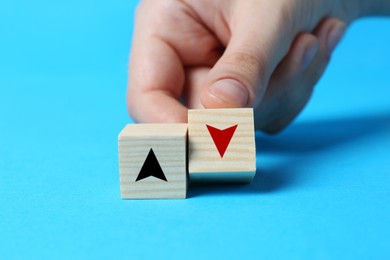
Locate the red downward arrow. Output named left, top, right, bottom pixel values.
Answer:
left=206, top=124, right=238, bottom=158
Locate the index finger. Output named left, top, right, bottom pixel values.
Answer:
left=127, top=5, right=187, bottom=123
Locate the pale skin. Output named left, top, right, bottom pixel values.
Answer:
left=127, top=0, right=390, bottom=133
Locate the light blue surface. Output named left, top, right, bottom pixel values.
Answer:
left=1, top=1, right=390, bottom=259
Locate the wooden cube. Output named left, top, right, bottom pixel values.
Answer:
left=188, top=108, right=256, bottom=183
left=118, top=124, right=187, bottom=199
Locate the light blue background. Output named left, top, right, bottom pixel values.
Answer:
left=1, top=1, right=389, bottom=259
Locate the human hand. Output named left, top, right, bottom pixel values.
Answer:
left=127, top=0, right=354, bottom=133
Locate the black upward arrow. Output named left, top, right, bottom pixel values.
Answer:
left=136, top=148, right=167, bottom=182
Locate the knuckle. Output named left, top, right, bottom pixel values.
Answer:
left=219, top=51, right=269, bottom=103
left=222, top=51, right=268, bottom=80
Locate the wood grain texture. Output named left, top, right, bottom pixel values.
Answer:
left=118, top=124, right=187, bottom=199
left=188, top=108, right=256, bottom=183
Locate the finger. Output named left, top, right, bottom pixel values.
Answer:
left=314, top=18, right=347, bottom=54
left=142, top=1, right=222, bottom=67
left=183, top=67, right=210, bottom=109
left=255, top=33, right=321, bottom=132
left=200, top=2, right=294, bottom=109
left=127, top=3, right=188, bottom=123
left=255, top=18, right=346, bottom=133
left=127, top=35, right=188, bottom=123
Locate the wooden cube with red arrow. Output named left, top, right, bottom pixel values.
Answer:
left=188, top=108, right=256, bottom=183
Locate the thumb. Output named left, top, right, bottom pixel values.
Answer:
left=200, top=7, right=292, bottom=109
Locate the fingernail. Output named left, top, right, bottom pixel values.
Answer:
left=210, top=79, right=249, bottom=107
left=327, top=22, right=346, bottom=54
left=302, top=40, right=319, bottom=70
